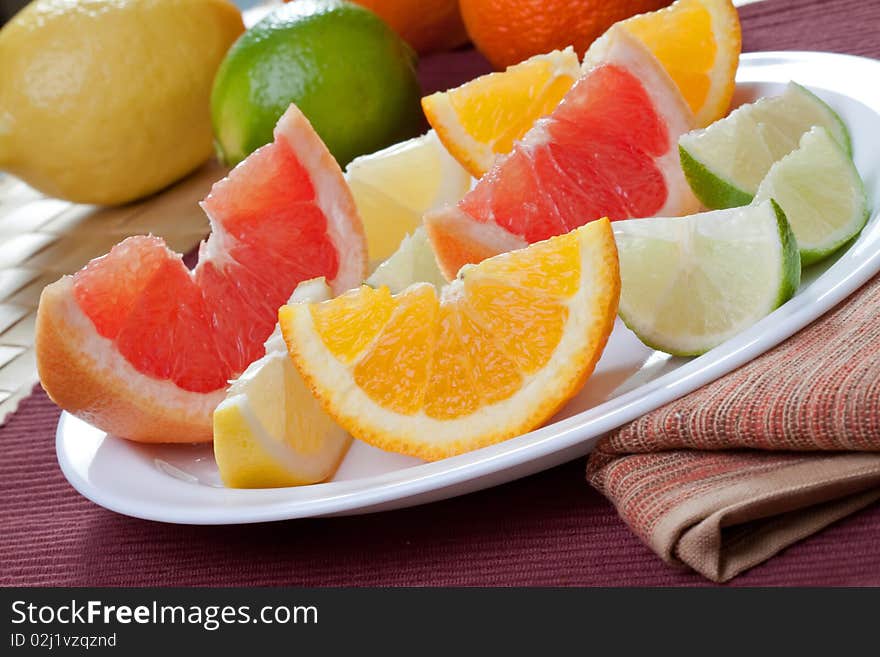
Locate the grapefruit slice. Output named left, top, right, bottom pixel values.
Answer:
left=36, top=104, right=367, bottom=443
left=425, top=28, right=699, bottom=280
left=585, top=0, right=742, bottom=127
left=422, top=48, right=582, bottom=178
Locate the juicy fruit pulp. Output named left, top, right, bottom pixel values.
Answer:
left=213, top=278, right=353, bottom=488
left=586, top=0, right=742, bottom=127
left=344, top=131, right=471, bottom=264
left=426, top=29, right=697, bottom=280
left=456, top=65, right=670, bottom=241
left=422, top=48, right=582, bottom=178
left=280, top=220, right=620, bottom=461
left=754, top=126, right=869, bottom=266
left=69, top=104, right=366, bottom=394
left=365, top=227, right=448, bottom=292
left=679, top=82, right=851, bottom=209
left=615, top=199, right=800, bottom=356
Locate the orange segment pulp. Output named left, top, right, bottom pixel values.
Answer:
left=279, top=219, right=620, bottom=461
left=586, top=0, right=741, bottom=127
left=422, top=48, right=581, bottom=178
left=425, top=28, right=698, bottom=281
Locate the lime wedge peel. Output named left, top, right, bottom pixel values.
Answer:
left=679, top=82, right=851, bottom=209
left=614, top=199, right=800, bottom=356
left=754, top=125, right=869, bottom=266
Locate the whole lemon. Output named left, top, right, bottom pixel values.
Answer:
left=0, top=0, right=244, bottom=205
left=211, top=0, right=424, bottom=168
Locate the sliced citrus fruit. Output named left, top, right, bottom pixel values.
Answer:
left=615, top=199, right=800, bottom=356
left=279, top=219, right=620, bottom=461
left=344, top=131, right=472, bottom=265
left=215, top=222, right=453, bottom=487
left=421, top=47, right=581, bottom=178
left=35, top=104, right=367, bottom=443
left=366, top=227, right=448, bottom=292
left=754, top=126, right=869, bottom=266
left=425, top=28, right=698, bottom=281
left=679, top=81, right=851, bottom=209
left=585, top=0, right=741, bottom=127
left=213, top=278, right=352, bottom=488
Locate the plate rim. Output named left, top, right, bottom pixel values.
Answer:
left=56, top=50, right=880, bottom=524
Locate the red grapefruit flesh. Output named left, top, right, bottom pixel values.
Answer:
left=425, top=28, right=699, bottom=280
left=36, top=104, right=367, bottom=442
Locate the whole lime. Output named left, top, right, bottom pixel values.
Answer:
left=211, top=0, right=424, bottom=167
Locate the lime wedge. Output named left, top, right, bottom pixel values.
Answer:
left=615, top=200, right=800, bottom=356
left=679, top=82, right=851, bottom=209
left=754, top=126, right=869, bottom=266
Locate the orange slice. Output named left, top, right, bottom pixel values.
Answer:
left=279, top=219, right=620, bottom=461
left=421, top=48, right=581, bottom=178
left=425, top=28, right=697, bottom=281
left=585, top=0, right=741, bottom=127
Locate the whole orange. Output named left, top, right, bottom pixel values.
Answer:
left=459, top=0, right=674, bottom=69
left=286, top=0, right=468, bottom=54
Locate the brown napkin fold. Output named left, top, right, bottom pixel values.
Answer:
left=586, top=272, right=880, bottom=583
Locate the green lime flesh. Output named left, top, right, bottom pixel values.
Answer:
left=615, top=199, right=800, bottom=357
left=754, top=126, right=869, bottom=267
left=679, top=82, right=852, bottom=209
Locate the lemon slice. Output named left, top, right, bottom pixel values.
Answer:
left=345, top=130, right=472, bottom=265
left=366, top=227, right=447, bottom=292
left=213, top=279, right=352, bottom=488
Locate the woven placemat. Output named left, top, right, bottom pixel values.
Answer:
left=0, top=163, right=226, bottom=421
left=0, top=1, right=285, bottom=422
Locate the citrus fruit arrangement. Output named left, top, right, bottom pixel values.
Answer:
left=425, top=27, right=700, bottom=280
left=279, top=219, right=619, bottom=461
left=36, top=105, right=366, bottom=442
left=422, top=48, right=582, bottom=179
left=27, top=0, right=872, bottom=491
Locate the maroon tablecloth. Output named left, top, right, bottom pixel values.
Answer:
left=3, top=0, right=879, bottom=587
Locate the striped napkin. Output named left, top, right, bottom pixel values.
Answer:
left=587, top=272, right=880, bottom=582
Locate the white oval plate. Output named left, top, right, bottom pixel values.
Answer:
left=57, top=51, right=880, bottom=524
